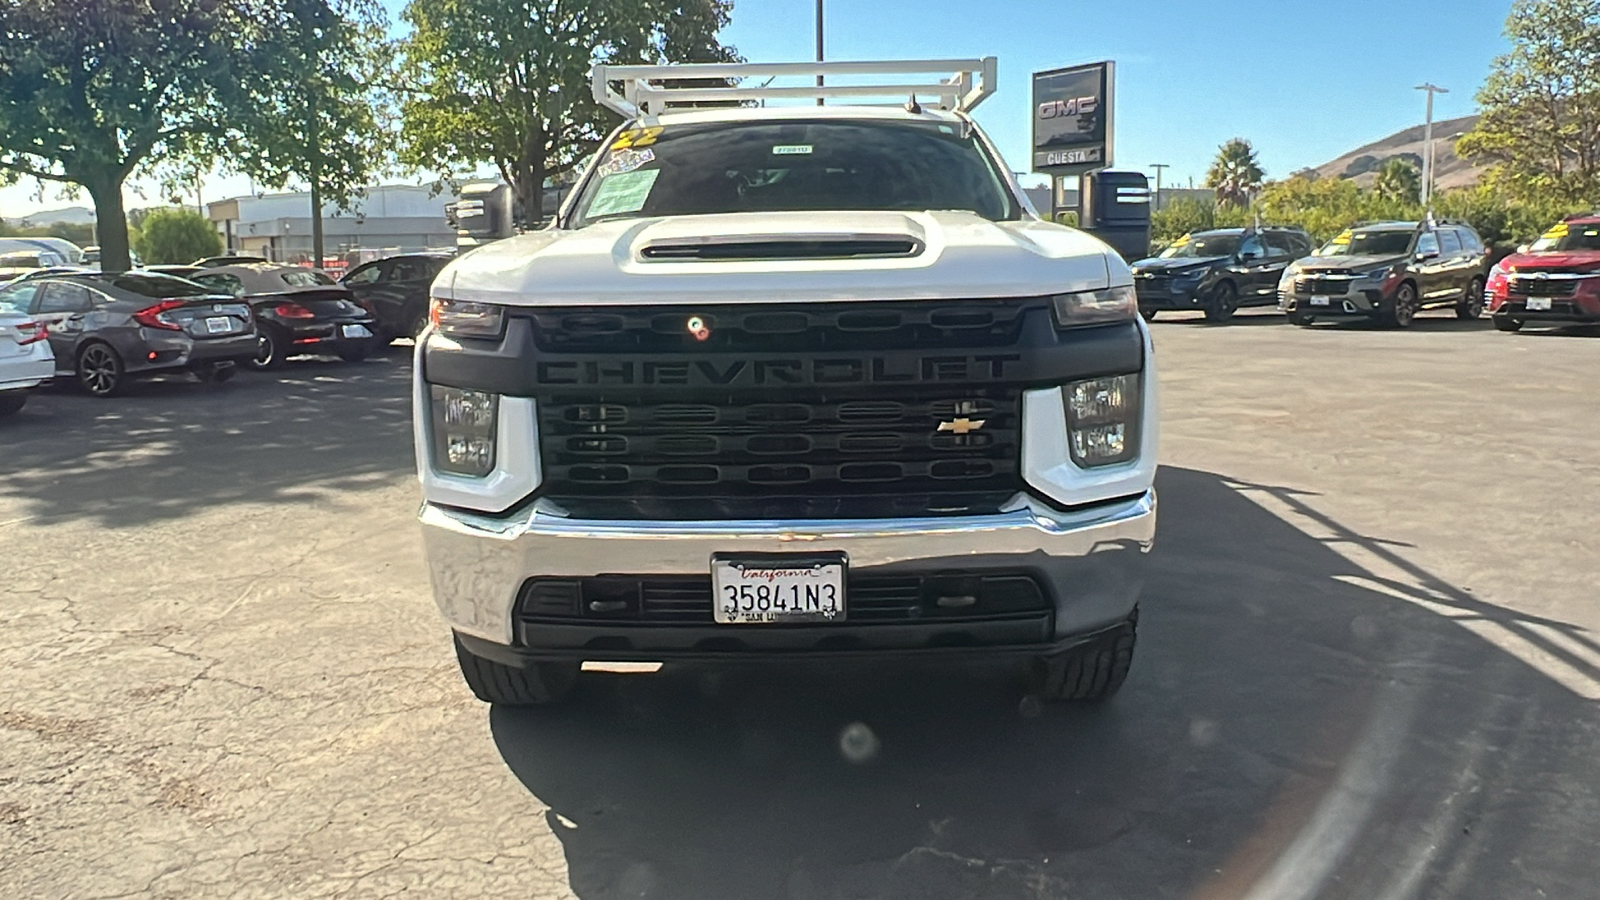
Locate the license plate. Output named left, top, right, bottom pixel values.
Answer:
left=712, top=554, right=846, bottom=624
left=205, top=316, right=232, bottom=333
left=341, top=324, right=373, bottom=338
left=1527, top=297, right=1553, bottom=311
left=1309, top=295, right=1331, bottom=306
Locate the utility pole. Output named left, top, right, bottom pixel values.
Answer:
left=1149, top=163, right=1169, bottom=212
left=815, top=0, right=824, bottom=105
left=308, top=91, right=324, bottom=269
left=1414, top=83, right=1448, bottom=209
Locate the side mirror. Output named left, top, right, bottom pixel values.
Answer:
left=1238, top=250, right=1261, bottom=262
left=1415, top=250, right=1440, bottom=262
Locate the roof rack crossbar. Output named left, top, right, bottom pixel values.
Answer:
left=592, top=58, right=997, bottom=118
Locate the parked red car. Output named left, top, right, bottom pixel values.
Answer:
left=1487, top=215, right=1600, bottom=331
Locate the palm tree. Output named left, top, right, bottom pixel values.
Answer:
left=1205, top=138, right=1265, bottom=208
left=1373, top=157, right=1422, bottom=204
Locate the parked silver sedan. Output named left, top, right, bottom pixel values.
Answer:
left=0, top=272, right=257, bottom=396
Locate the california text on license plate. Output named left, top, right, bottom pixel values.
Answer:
left=205, top=316, right=232, bottom=333
left=1309, top=295, right=1331, bottom=306
left=1528, top=297, right=1553, bottom=311
left=711, top=554, right=846, bottom=624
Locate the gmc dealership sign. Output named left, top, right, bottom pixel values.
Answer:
left=1032, top=62, right=1114, bottom=176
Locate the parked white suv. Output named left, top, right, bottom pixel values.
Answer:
left=414, top=59, right=1158, bottom=705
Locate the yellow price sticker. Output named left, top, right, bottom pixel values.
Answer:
left=612, top=126, right=664, bottom=149
left=1331, top=229, right=1353, bottom=245
left=1172, top=233, right=1191, bottom=246
left=1542, top=222, right=1570, bottom=240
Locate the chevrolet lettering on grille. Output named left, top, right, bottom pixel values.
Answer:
left=535, top=354, right=1024, bottom=386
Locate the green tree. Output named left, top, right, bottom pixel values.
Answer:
left=396, top=0, right=739, bottom=223
left=1457, top=0, right=1600, bottom=203
left=132, top=208, right=223, bottom=264
left=1373, top=158, right=1422, bottom=204
left=0, top=0, right=385, bottom=273
left=1205, top=138, right=1265, bottom=208
left=1150, top=197, right=1214, bottom=241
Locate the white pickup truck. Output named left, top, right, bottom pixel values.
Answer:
left=413, top=59, right=1158, bottom=705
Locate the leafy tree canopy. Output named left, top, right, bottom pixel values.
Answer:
left=1373, top=158, right=1422, bottom=205
left=133, top=207, right=222, bottom=264
left=395, top=0, right=739, bottom=222
left=1205, top=138, right=1265, bottom=208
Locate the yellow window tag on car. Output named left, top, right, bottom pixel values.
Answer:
left=1172, top=233, right=1191, bottom=246
left=612, top=126, right=664, bottom=149
left=1331, top=229, right=1352, bottom=245
left=1543, top=222, right=1570, bottom=240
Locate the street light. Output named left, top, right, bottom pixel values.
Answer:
left=1414, top=83, right=1449, bottom=209
left=1149, top=163, right=1169, bottom=211
left=815, top=0, right=824, bottom=105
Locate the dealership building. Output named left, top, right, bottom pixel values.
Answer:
left=206, top=184, right=458, bottom=263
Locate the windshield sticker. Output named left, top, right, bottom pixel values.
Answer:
left=1543, top=222, right=1570, bottom=240
left=772, top=144, right=813, bottom=155
left=612, top=126, right=664, bottom=149
left=586, top=168, right=660, bottom=218
left=1171, top=234, right=1191, bottom=246
left=1331, top=229, right=1353, bottom=245
left=596, top=147, right=654, bottom=178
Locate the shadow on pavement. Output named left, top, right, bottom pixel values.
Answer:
left=0, top=355, right=414, bottom=528
left=491, top=466, right=1600, bottom=900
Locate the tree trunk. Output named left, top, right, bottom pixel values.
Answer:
left=84, top=170, right=131, bottom=273
left=309, top=93, right=324, bottom=268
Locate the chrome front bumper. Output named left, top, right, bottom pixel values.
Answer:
left=420, top=490, right=1156, bottom=648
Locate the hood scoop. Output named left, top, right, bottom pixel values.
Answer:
left=639, top=233, right=924, bottom=262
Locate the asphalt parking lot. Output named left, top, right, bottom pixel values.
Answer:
left=2, top=309, right=1598, bottom=899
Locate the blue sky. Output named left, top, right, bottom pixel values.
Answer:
left=2, top=0, right=1514, bottom=216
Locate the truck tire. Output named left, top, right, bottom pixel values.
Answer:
left=1031, top=609, right=1137, bottom=703
left=453, top=635, right=579, bottom=705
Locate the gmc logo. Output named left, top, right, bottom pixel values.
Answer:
left=1038, top=96, right=1098, bottom=119
left=536, top=354, right=1023, bottom=386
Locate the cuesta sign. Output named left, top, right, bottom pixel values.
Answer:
left=1032, top=62, right=1114, bottom=176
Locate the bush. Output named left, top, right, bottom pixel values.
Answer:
left=131, top=207, right=222, bottom=265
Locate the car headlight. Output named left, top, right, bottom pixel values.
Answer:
left=429, top=297, right=506, bottom=339
left=1063, top=373, right=1141, bottom=467
left=1051, top=285, right=1136, bottom=328
left=1363, top=266, right=1393, bottom=280
left=430, top=386, right=498, bottom=477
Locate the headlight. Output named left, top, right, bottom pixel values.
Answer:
left=1063, top=373, right=1141, bottom=467
left=429, top=297, right=506, bottom=339
left=1051, top=285, right=1136, bottom=328
left=1363, top=266, right=1393, bottom=280
left=430, top=386, right=498, bottom=477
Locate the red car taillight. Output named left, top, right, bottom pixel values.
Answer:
left=132, top=299, right=187, bottom=331
left=273, top=302, right=315, bottom=319
left=14, top=320, right=48, bottom=344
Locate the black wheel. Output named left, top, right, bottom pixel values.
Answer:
left=1030, top=609, right=1137, bottom=703
left=1202, top=282, right=1239, bottom=323
left=251, top=328, right=285, bottom=370
left=1456, top=278, right=1485, bottom=320
left=408, top=311, right=430, bottom=338
left=76, top=343, right=124, bottom=396
left=1493, top=317, right=1524, bottom=332
left=453, top=635, right=579, bottom=706
left=194, top=362, right=236, bottom=384
left=0, top=393, right=26, bottom=416
left=1385, top=282, right=1419, bottom=328
left=1139, top=308, right=1158, bottom=322
left=1287, top=310, right=1315, bottom=326
left=338, top=347, right=370, bottom=364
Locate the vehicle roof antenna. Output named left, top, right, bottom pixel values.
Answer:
left=905, top=94, right=922, bottom=114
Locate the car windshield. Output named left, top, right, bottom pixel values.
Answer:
left=107, top=274, right=215, bottom=298
left=280, top=269, right=334, bottom=287
left=1159, top=233, right=1240, bottom=259
left=1530, top=222, right=1600, bottom=252
left=568, top=119, right=1018, bottom=227
left=1316, top=229, right=1413, bottom=257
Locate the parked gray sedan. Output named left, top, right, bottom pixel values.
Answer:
left=0, top=273, right=257, bottom=396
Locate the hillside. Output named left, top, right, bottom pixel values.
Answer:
left=1, top=205, right=96, bottom=227
left=1311, top=114, right=1485, bottom=190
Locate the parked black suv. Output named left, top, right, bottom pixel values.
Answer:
left=1132, top=226, right=1313, bottom=322
left=1279, top=220, right=1490, bottom=328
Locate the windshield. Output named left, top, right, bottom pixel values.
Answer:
left=1529, top=221, right=1600, bottom=252
left=568, top=119, right=1018, bottom=227
left=1159, top=233, right=1240, bottom=259
left=281, top=269, right=334, bottom=286
left=1315, top=229, right=1413, bottom=257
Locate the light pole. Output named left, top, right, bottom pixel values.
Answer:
left=815, top=0, right=824, bottom=106
left=1414, top=83, right=1449, bottom=209
left=1149, top=163, right=1169, bottom=211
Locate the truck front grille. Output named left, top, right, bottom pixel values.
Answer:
left=538, top=387, right=1023, bottom=519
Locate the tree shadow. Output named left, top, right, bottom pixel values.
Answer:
left=489, top=467, right=1600, bottom=899
left=0, top=356, right=414, bottom=528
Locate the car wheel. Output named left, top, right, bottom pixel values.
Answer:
left=1139, top=308, right=1158, bottom=322
left=1386, top=283, right=1419, bottom=328
left=1456, top=278, right=1486, bottom=320
left=195, top=361, right=236, bottom=384
left=1030, top=609, right=1137, bottom=703
left=1202, top=282, right=1238, bottom=323
left=409, top=311, right=430, bottom=339
left=1493, top=316, right=1524, bottom=332
left=1287, top=311, right=1316, bottom=326
left=0, top=393, right=26, bottom=416
left=338, top=346, right=370, bottom=364
left=251, top=328, right=285, bottom=370
left=453, top=635, right=579, bottom=705
left=76, top=343, right=124, bottom=397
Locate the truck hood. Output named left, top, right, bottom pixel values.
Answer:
left=1131, top=257, right=1224, bottom=275
left=1502, top=250, right=1600, bottom=273
left=438, top=211, right=1119, bottom=306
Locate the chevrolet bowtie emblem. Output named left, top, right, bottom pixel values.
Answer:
left=937, top=417, right=986, bottom=435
